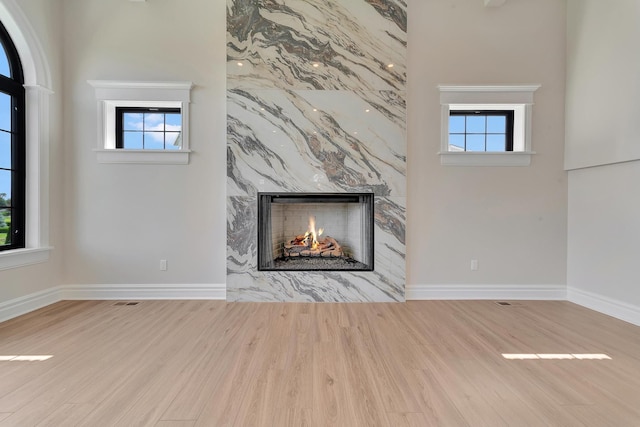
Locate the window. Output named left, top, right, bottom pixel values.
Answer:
left=0, top=20, right=24, bottom=252
left=438, top=85, right=540, bottom=166
left=88, top=80, right=193, bottom=164
left=116, top=107, right=182, bottom=150
left=0, top=3, right=53, bottom=270
left=449, top=110, right=514, bottom=152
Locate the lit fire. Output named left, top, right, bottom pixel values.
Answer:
left=283, top=216, right=342, bottom=258
left=304, top=216, right=324, bottom=249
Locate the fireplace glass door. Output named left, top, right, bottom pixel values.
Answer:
left=258, top=193, right=374, bottom=271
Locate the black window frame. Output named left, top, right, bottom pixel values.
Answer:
left=115, top=107, right=182, bottom=150
left=0, top=20, right=25, bottom=252
left=449, top=110, right=514, bottom=152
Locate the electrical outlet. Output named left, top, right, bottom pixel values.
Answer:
left=471, top=259, right=478, bottom=271
left=160, top=259, right=167, bottom=271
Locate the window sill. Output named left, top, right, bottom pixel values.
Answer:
left=94, top=149, right=191, bottom=165
left=0, top=247, right=53, bottom=271
left=438, top=151, right=535, bottom=167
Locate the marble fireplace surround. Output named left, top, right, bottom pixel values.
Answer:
left=226, top=0, right=407, bottom=302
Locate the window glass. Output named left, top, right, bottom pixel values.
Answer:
left=466, top=116, right=485, bottom=134
left=144, top=113, right=164, bottom=131
left=165, top=132, right=181, bottom=148
left=117, top=108, right=182, bottom=150
left=165, top=113, right=181, bottom=129
left=123, top=132, right=143, bottom=149
left=0, top=42, right=9, bottom=78
left=0, top=92, right=11, bottom=132
left=143, top=132, right=164, bottom=150
left=123, top=113, right=143, bottom=131
left=466, top=135, right=485, bottom=151
left=449, top=115, right=465, bottom=134
left=0, top=169, right=11, bottom=205
left=487, top=116, right=505, bottom=134
left=486, top=135, right=505, bottom=152
left=0, top=131, right=9, bottom=169
left=449, top=134, right=465, bottom=151
left=449, top=111, right=513, bottom=152
left=0, top=208, right=10, bottom=245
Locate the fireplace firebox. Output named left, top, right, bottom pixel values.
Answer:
left=257, top=193, right=374, bottom=271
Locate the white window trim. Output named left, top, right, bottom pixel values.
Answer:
left=88, top=80, right=193, bottom=165
left=0, top=0, right=54, bottom=269
left=438, top=85, right=540, bottom=166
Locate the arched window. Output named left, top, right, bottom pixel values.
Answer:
left=0, top=20, right=24, bottom=251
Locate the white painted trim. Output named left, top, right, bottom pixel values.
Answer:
left=0, top=0, right=52, bottom=88
left=88, top=80, right=192, bottom=164
left=438, top=85, right=540, bottom=99
left=0, top=287, right=59, bottom=323
left=24, top=85, right=52, bottom=249
left=0, top=247, right=52, bottom=271
left=438, top=151, right=534, bottom=167
left=437, top=85, right=540, bottom=166
left=58, top=284, right=226, bottom=301
left=0, top=284, right=226, bottom=323
left=567, top=287, right=640, bottom=327
left=87, top=80, right=192, bottom=103
left=4, top=284, right=640, bottom=330
left=94, top=149, right=191, bottom=165
left=88, top=80, right=192, bottom=92
left=406, top=284, right=566, bottom=300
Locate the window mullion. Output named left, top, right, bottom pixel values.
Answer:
left=484, top=116, right=488, bottom=151
left=464, top=115, right=468, bottom=151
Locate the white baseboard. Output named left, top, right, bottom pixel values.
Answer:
left=0, top=287, right=61, bottom=323
left=567, top=287, right=640, bottom=327
left=5, top=284, right=639, bottom=329
left=58, top=284, right=227, bottom=301
left=0, top=284, right=226, bottom=323
left=406, top=284, right=567, bottom=301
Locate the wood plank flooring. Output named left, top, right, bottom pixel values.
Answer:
left=0, top=300, right=640, bottom=426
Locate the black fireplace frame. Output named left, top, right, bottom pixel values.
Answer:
left=257, top=192, right=375, bottom=271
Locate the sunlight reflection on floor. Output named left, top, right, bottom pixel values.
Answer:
left=502, top=353, right=611, bottom=360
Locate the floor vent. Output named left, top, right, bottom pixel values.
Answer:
left=113, top=302, right=140, bottom=306
left=495, top=301, right=512, bottom=306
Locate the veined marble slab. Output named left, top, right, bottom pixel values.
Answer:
left=227, top=0, right=407, bottom=302
left=227, top=0, right=407, bottom=91
left=227, top=89, right=406, bottom=197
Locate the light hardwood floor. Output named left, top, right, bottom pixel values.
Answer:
left=1, top=300, right=640, bottom=426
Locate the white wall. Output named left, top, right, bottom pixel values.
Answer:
left=568, top=162, right=640, bottom=307
left=6, top=0, right=638, bottom=322
left=58, top=0, right=568, bottom=292
left=566, top=0, right=640, bottom=323
left=565, top=0, right=640, bottom=170
left=0, top=0, right=557, bottom=302
left=407, top=0, right=568, bottom=289
left=0, top=0, right=63, bottom=304
left=61, top=0, right=227, bottom=286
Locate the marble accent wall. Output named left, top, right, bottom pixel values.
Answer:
left=227, top=0, right=407, bottom=302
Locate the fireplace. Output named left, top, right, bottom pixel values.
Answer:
left=227, top=0, right=406, bottom=301
left=257, top=193, right=374, bottom=271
